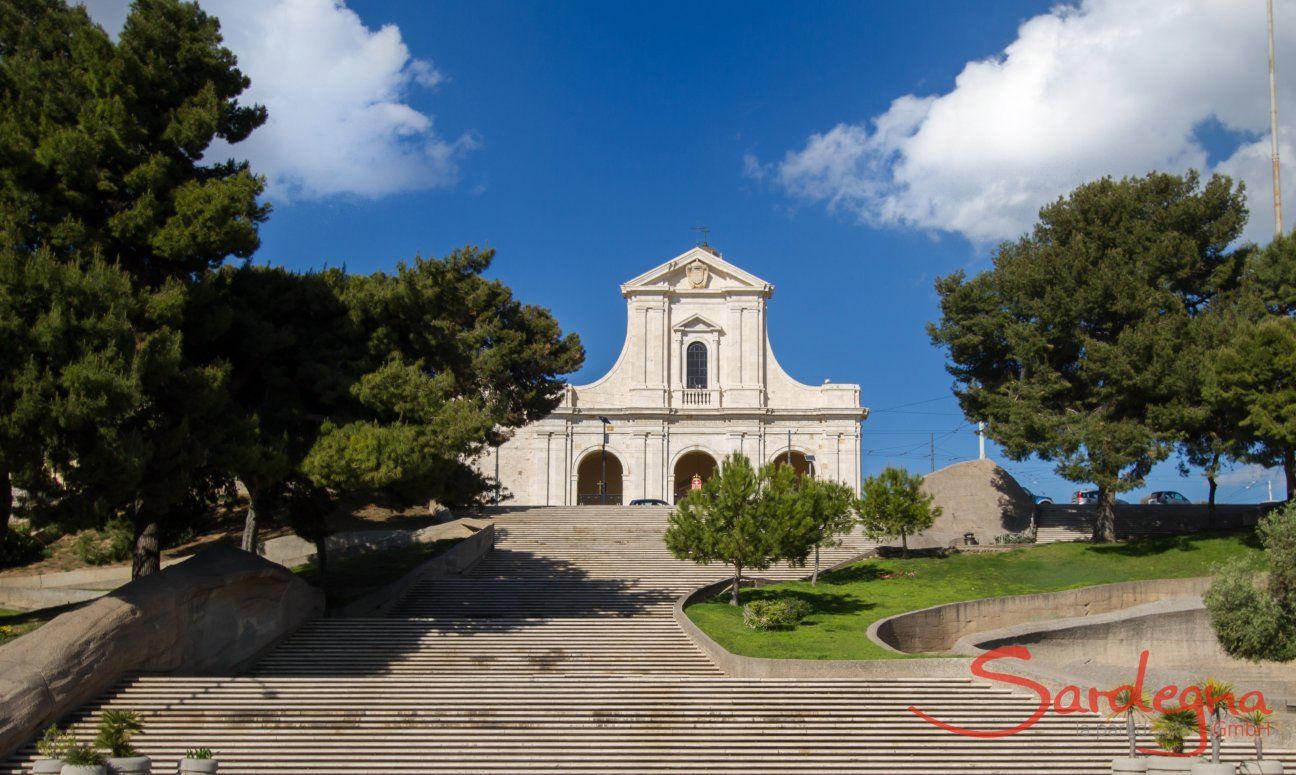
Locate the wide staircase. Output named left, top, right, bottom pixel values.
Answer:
left=4, top=506, right=1292, bottom=773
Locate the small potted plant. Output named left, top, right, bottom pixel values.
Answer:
left=1106, top=684, right=1154, bottom=773
left=60, top=745, right=106, bottom=775
left=178, top=748, right=217, bottom=774
left=1237, top=710, right=1283, bottom=774
left=1191, top=678, right=1239, bottom=775
left=1148, top=707, right=1199, bottom=774
left=34, top=724, right=75, bottom=774
left=93, top=710, right=149, bottom=774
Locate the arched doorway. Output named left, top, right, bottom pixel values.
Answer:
left=576, top=450, right=623, bottom=504
left=772, top=450, right=813, bottom=480
left=673, top=450, right=719, bottom=502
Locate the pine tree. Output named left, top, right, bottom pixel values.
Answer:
left=858, top=467, right=938, bottom=558
left=663, top=454, right=792, bottom=605
left=0, top=0, right=270, bottom=576
left=928, top=171, right=1249, bottom=541
left=787, top=478, right=857, bottom=584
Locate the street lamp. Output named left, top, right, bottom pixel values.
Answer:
left=598, top=416, right=611, bottom=505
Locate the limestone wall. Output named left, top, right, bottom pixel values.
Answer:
left=915, top=459, right=1036, bottom=548
left=0, top=546, right=323, bottom=759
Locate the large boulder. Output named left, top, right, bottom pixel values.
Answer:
left=0, top=545, right=323, bottom=758
left=914, top=459, right=1035, bottom=548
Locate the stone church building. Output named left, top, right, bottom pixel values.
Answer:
left=480, top=245, right=869, bottom=505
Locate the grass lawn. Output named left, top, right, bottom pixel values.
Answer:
left=294, top=539, right=458, bottom=608
left=686, top=530, right=1265, bottom=661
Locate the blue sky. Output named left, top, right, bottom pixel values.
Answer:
left=86, top=0, right=1296, bottom=503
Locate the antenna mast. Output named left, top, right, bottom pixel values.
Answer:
left=1270, top=0, right=1284, bottom=237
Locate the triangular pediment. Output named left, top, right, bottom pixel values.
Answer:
left=621, top=247, right=773, bottom=296
left=672, top=313, right=722, bottom=333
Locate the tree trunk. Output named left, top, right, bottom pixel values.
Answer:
left=1285, top=448, right=1295, bottom=502
left=1093, top=486, right=1117, bottom=543
left=1211, top=708, right=1221, bottom=763
left=132, top=511, right=160, bottom=579
left=900, top=529, right=909, bottom=559
left=730, top=563, right=743, bottom=605
left=1206, top=474, right=1218, bottom=529
left=0, top=458, right=11, bottom=554
left=1126, top=711, right=1136, bottom=757
left=812, top=544, right=820, bottom=585
left=240, top=479, right=260, bottom=554
left=314, top=537, right=328, bottom=580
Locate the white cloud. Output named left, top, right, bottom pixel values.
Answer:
left=80, top=0, right=475, bottom=200
left=759, top=0, right=1296, bottom=244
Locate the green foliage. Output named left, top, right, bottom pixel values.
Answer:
left=93, top=708, right=143, bottom=758
left=184, top=748, right=214, bottom=760
left=0, top=0, right=268, bottom=576
left=0, top=524, right=47, bottom=567
left=742, top=597, right=811, bottom=630
left=1151, top=706, right=1200, bottom=753
left=303, top=250, right=583, bottom=509
left=993, top=532, right=1035, bottom=545
left=783, top=477, right=857, bottom=582
left=0, top=0, right=269, bottom=277
left=72, top=518, right=134, bottom=566
left=1205, top=503, right=1296, bottom=661
left=0, top=2, right=582, bottom=572
left=62, top=745, right=104, bottom=766
left=928, top=171, right=1250, bottom=540
left=1205, top=314, right=1296, bottom=498
left=36, top=724, right=75, bottom=760
left=664, top=454, right=806, bottom=604
left=858, top=466, right=939, bottom=556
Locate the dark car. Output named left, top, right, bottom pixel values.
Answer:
left=629, top=498, right=669, bottom=506
left=1142, top=491, right=1191, bottom=505
left=1022, top=487, right=1052, bottom=505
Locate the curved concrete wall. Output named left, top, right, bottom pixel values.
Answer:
left=869, top=576, right=1213, bottom=654
left=968, top=598, right=1238, bottom=667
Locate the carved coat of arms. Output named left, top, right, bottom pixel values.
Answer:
left=686, top=260, right=710, bottom=288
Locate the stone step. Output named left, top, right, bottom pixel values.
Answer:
left=12, top=505, right=1269, bottom=775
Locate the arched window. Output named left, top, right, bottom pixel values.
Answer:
left=686, top=341, right=708, bottom=389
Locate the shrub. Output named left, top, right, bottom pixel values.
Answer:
left=742, top=597, right=812, bottom=630
left=1151, top=706, right=1199, bottom=753
left=35, top=724, right=75, bottom=760
left=0, top=524, right=48, bottom=568
left=94, top=708, right=143, bottom=757
left=993, top=532, right=1035, bottom=545
left=184, top=748, right=215, bottom=760
left=73, top=519, right=134, bottom=566
left=63, top=745, right=104, bottom=766
left=1205, top=504, right=1296, bottom=662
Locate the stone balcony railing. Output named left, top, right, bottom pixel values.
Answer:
left=674, top=388, right=720, bottom=407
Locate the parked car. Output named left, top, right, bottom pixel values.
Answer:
left=1141, top=490, right=1191, bottom=505
left=1022, top=487, right=1052, bottom=505
left=1072, top=490, right=1129, bottom=505
left=629, top=498, right=669, bottom=506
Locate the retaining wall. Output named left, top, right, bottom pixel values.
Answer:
left=868, top=577, right=1213, bottom=654
left=0, top=546, right=323, bottom=759
left=338, top=523, right=495, bottom=617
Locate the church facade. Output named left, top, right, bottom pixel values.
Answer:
left=480, top=246, right=869, bottom=505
